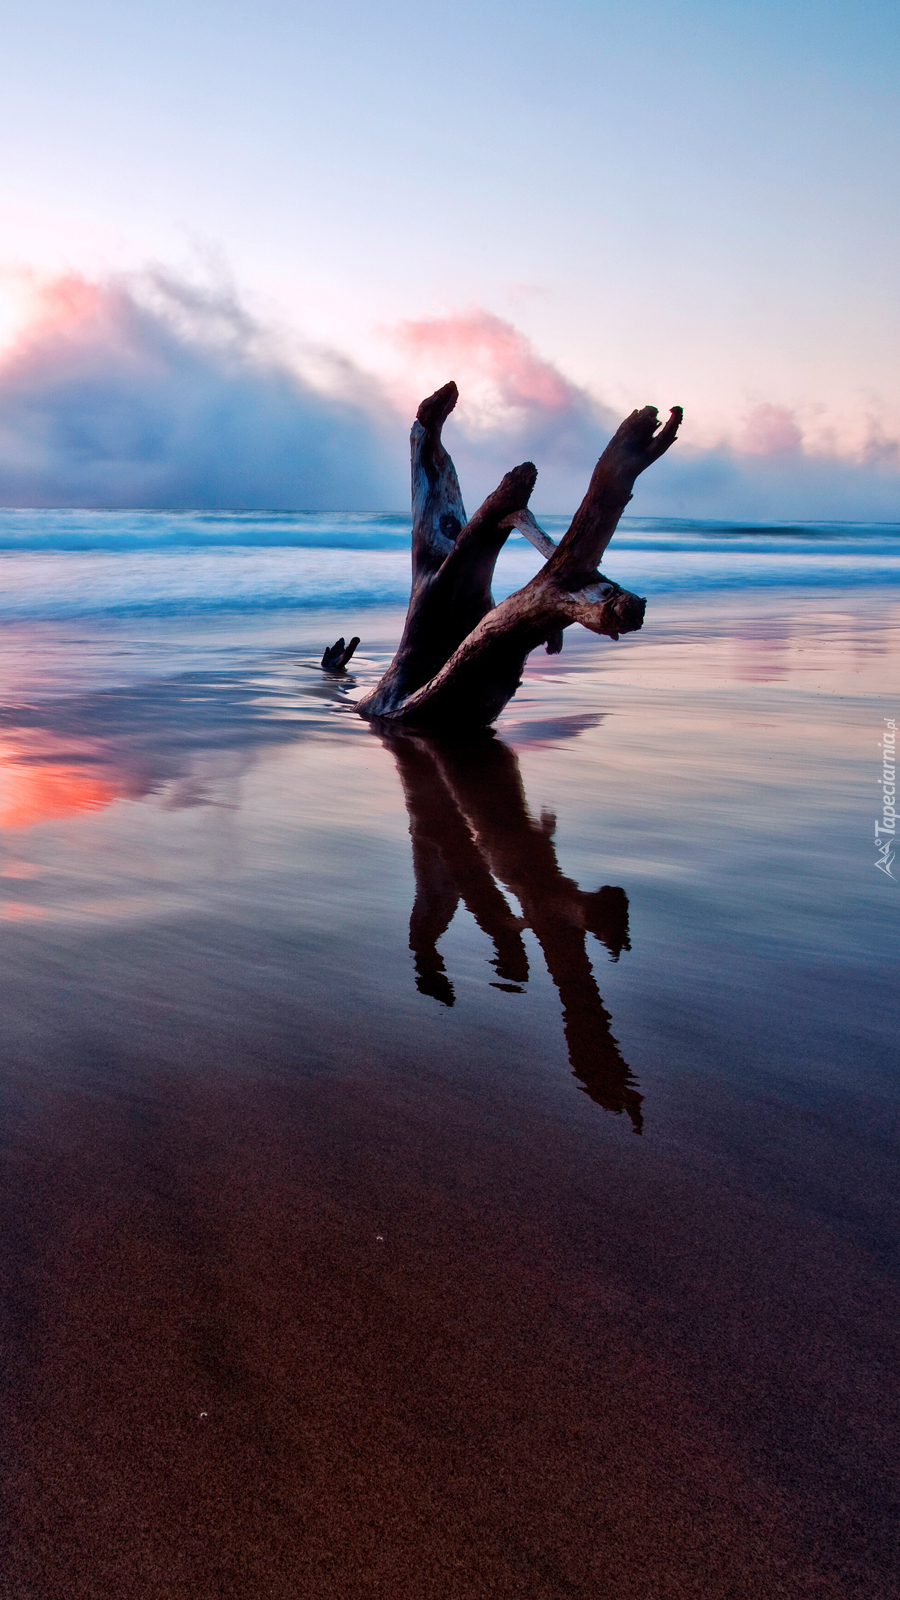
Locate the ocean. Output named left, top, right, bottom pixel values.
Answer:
left=0, top=510, right=896, bottom=620
left=0, top=509, right=898, bottom=1598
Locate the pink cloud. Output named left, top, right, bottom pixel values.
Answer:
left=741, top=403, right=804, bottom=457
left=9, top=274, right=103, bottom=343
left=387, top=307, right=624, bottom=508
left=393, top=309, right=583, bottom=419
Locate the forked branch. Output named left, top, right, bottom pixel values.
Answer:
left=343, top=385, right=681, bottom=729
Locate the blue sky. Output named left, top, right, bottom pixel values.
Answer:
left=0, top=0, right=897, bottom=511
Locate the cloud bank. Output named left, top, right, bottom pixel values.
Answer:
left=0, top=272, right=898, bottom=521
left=393, top=310, right=900, bottom=522
left=0, top=272, right=406, bottom=510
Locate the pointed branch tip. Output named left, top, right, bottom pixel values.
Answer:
left=416, top=382, right=459, bottom=433
left=645, top=404, right=683, bottom=462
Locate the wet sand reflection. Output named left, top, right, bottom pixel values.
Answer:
left=384, top=729, right=643, bottom=1131
left=0, top=660, right=354, bottom=834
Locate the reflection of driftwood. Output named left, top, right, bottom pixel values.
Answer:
left=385, top=728, right=643, bottom=1132
left=344, top=382, right=681, bottom=730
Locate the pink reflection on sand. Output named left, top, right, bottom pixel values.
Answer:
left=0, top=860, right=40, bottom=877
left=0, top=730, right=131, bottom=830
left=730, top=617, right=791, bottom=682
left=542, top=598, right=900, bottom=697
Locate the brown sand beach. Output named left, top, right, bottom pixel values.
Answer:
left=0, top=591, right=898, bottom=1598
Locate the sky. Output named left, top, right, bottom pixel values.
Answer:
left=0, top=0, right=898, bottom=515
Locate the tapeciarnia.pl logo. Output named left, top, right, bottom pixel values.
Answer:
left=875, top=718, right=896, bottom=879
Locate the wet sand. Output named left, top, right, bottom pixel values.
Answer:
left=0, top=594, right=898, bottom=1598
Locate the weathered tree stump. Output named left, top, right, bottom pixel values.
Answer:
left=340, top=382, right=681, bottom=729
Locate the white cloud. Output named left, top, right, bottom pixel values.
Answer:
left=0, top=270, right=406, bottom=510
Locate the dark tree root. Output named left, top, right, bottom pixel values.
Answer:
left=343, top=385, right=681, bottom=728
left=321, top=636, right=360, bottom=673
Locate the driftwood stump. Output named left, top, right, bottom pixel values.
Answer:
left=321, top=635, right=360, bottom=672
left=349, top=382, right=681, bottom=729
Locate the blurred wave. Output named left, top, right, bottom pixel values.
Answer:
left=0, top=511, right=894, bottom=619
left=0, top=509, right=898, bottom=554
left=0, top=509, right=414, bottom=552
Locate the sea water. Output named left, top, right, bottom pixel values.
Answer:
left=0, top=510, right=895, bottom=621
left=0, top=509, right=898, bottom=1596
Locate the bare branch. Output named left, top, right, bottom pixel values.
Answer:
left=548, top=404, right=683, bottom=578
left=439, top=460, right=537, bottom=595
left=501, top=508, right=557, bottom=560
left=410, top=382, right=466, bottom=578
